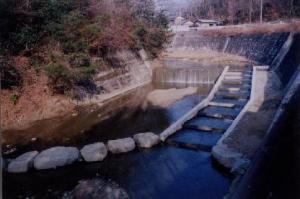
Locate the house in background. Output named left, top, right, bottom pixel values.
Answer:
left=195, top=19, right=224, bottom=27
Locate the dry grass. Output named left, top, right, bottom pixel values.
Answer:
left=152, top=49, right=250, bottom=68
left=201, top=21, right=300, bottom=37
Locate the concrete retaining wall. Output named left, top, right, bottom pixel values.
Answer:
left=171, top=31, right=289, bottom=65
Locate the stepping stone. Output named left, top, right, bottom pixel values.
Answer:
left=80, top=143, right=107, bottom=162
left=184, top=117, right=232, bottom=132
left=167, top=129, right=222, bottom=152
left=34, top=147, right=79, bottom=170
left=199, top=106, right=241, bottom=119
left=8, top=151, right=38, bottom=173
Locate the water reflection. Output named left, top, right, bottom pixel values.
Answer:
left=3, top=146, right=231, bottom=199
left=2, top=83, right=211, bottom=157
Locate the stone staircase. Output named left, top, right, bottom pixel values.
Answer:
left=166, top=66, right=253, bottom=152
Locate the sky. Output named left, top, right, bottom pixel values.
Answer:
left=154, top=0, right=195, bottom=16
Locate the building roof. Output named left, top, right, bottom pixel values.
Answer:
left=196, top=19, right=223, bottom=24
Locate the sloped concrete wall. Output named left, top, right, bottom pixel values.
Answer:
left=171, top=31, right=289, bottom=65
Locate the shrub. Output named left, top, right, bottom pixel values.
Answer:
left=69, top=53, right=91, bottom=68
left=0, top=57, right=22, bottom=89
left=10, top=26, right=39, bottom=53
left=74, top=64, right=99, bottom=85
left=45, top=63, right=71, bottom=79
left=10, top=93, right=19, bottom=105
left=29, top=56, right=44, bottom=72
left=84, top=23, right=103, bottom=41
left=44, top=63, right=73, bottom=94
left=62, top=39, right=90, bottom=54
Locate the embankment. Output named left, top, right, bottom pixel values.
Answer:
left=1, top=50, right=152, bottom=131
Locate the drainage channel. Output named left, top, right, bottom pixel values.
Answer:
left=166, top=66, right=253, bottom=152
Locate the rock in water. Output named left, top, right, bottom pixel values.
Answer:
left=34, top=146, right=79, bottom=170
left=7, top=151, right=38, bottom=173
left=62, top=179, right=129, bottom=199
left=133, top=132, right=160, bottom=148
left=80, top=143, right=107, bottom=162
left=107, top=138, right=135, bottom=154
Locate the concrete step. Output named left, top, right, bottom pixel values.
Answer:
left=221, top=84, right=252, bottom=90
left=210, top=99, right=248, bottom=107
left=219, top=87, right=250, bottom=93
left=215, top=92, right=250, bottom=100
left=223, top=79, right=252, bottom=84
left=199, top=106, right=241, bottom=119
left=184, top=117, right=232, bottom=132
left=224, top=77, right=251, bottom=82
left=227, top=72, right=252, bottom=77
left=227, top=71, right=252, bottom=75
left=208, top=101, right=236, bottom=108
left=228, top=68, right=252, bottom=73
left=166, top=139, right=212, bottom=152
left=183, top=125, right=224, bottom=133
left=224, top=75, right=252, bottom=81
left=166, top=129, right=222, bottom=152
left=216, top=90, right=250, bottom=97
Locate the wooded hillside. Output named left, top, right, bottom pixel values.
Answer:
left=184, top=0, right=300, bottom=23
left=0, top=0, right=169, bottom=96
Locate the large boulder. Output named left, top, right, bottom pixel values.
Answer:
left=34, top=146, right=79, bottom=170
left=133, top=132, right=160, bottom=148
left=107, top=138, right=135, bottom=154
left=62, top=179, right=129, bottom=199
left=80, top=143, right=107, bottom=162
left=7, top=151, right=38, bottom=173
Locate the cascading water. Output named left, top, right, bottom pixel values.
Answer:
left=153, top=67, right=218, bottom=85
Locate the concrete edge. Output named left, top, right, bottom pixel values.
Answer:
left=211, top=65, right=257, bottom=169
left=159, top=66, right=230, bottom=142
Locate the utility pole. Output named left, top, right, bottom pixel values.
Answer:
left=260, top=0, right=263, bottom=23
left=291, top=0, right=295, bottom=18
left=249, top=0, right=253, bottom=23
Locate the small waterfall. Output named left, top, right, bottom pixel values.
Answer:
left=153, top=67, right=218, bottom=85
